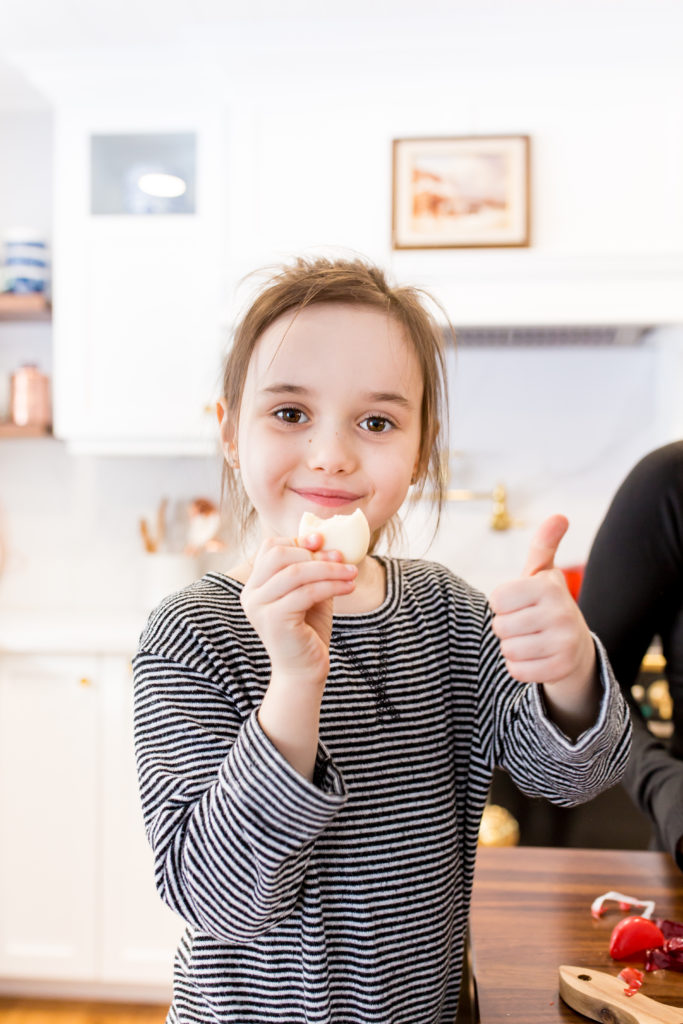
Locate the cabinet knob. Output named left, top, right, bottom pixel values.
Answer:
left=79, top=676, right=92, bottom=688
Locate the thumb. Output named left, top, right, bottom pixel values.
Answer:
left=522, top=514, right=569, bottom=577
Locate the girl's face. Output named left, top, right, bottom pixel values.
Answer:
left=223, top=302, right=424, bottom=544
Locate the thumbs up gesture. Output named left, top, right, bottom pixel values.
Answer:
left=490, top=514, right=600, bottom=733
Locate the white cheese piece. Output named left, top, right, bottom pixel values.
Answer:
left=297, top=508, right=370, bottom=564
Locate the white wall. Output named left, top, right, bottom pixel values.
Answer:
left=1, top=3, right=683, bottom=617
left=0, top=112, right=52, bottom=230
left=11, top=3, right=683, bottom=326
left=210, top=4, right=683, bottom=324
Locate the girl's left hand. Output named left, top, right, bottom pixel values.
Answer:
left=489, top=515, right=599, bottom=734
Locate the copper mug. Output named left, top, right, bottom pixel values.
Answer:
left=10, top=364, right=51, bottom=428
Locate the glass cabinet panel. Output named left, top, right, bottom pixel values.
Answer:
left=90, top=132, right=197, bottom=215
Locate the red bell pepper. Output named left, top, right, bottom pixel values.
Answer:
left=609, top=916, right=665, bottom=961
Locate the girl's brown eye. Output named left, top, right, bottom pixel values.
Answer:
left=276, top=407, right=306, bottom=424
left=362, top=415, right=392, bottom=433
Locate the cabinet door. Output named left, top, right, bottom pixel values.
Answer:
left=0, top=654, right=100, bottom=981
left=52, top=107, right=227, bottom=455
left=100, top=656, right=183, bottom=989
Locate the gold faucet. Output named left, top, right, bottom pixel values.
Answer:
left=490, top=484, right=512, bottom=531
left=443, top=483, right=512, bottom=531
left=420, top=453, right=516, bottom=530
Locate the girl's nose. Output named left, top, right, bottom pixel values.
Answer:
left=306, top=427, right=357, bottom=474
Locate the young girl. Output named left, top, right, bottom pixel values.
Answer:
left=133, top=256, right=631, bottom=1024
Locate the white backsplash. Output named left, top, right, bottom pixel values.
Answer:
left=395, top=332, right=672, bottom=591
left=0, top=443, right=229, bottom=616
left=1, top=329, right=679, bottom=621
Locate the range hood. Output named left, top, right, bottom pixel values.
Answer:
left=450, top=324, right=653, bottom=347
left=393, top=251, right=683, bottom=329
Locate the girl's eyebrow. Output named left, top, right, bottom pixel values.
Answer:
left=261, top=383, right=413, bottom=407
left=260, top=383, right=308, bottom=396
left=365, top=390, right=413, bottom=408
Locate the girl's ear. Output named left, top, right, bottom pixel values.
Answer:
left=216, top=400, right=239, bottom=467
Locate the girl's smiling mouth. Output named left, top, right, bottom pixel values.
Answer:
left=291, top=487, right=363, bottom=509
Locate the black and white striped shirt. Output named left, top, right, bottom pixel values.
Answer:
left=133, top=556, right=630, bottom=1024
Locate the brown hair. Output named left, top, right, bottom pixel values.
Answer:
left=220, top=254, right=451, bottom=550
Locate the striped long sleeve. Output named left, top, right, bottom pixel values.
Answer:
left=476, top=605, right=632, bottom=806
left=134, top=640, right=347, bottom=943
left=132, top=556, right=631, bottom=1024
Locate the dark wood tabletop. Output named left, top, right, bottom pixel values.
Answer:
left=470, top=846, right=683, bottom=1023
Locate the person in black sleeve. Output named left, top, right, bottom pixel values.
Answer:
left=578, top=441, right=683, bottom=866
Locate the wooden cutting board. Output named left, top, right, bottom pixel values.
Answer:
left=560, top=965, right=683, bottom=1023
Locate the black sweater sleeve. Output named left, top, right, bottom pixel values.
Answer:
left=578, top=441, right=683, bottom=864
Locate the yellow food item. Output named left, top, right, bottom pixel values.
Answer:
left=478, top=804, right=520, bottom=847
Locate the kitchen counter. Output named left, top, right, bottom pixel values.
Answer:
left=0, top=607, right=148, bottom=654
left=470, top=845, right=683, bottom=1022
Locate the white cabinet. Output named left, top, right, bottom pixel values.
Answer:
left=0, top=654, right=99, bottom=981
left=52, top=106, right=228, bottom=455
left=100, top=656, right=182, bottom=987
left=0, top=651, right=183, bottom=996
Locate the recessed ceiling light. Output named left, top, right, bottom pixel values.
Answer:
left=137, top=172, right=187, bottom=198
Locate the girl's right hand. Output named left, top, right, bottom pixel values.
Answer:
left=241, top=533, right=358, bottom=693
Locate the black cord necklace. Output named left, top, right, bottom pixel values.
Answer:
left=332, top=628, right=400, bottom=725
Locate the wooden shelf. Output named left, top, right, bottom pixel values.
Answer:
left=0, top=422, right=52, bottom=438
left=0, top=292, right=52, bottom=322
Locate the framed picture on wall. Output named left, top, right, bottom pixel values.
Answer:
left=392, top=135, right=530, bottom=249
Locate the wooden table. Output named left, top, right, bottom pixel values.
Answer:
left=470, top=846, right=683, bottom=1023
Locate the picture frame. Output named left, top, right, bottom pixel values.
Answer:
left=391, top=135, right=530, bottom=249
